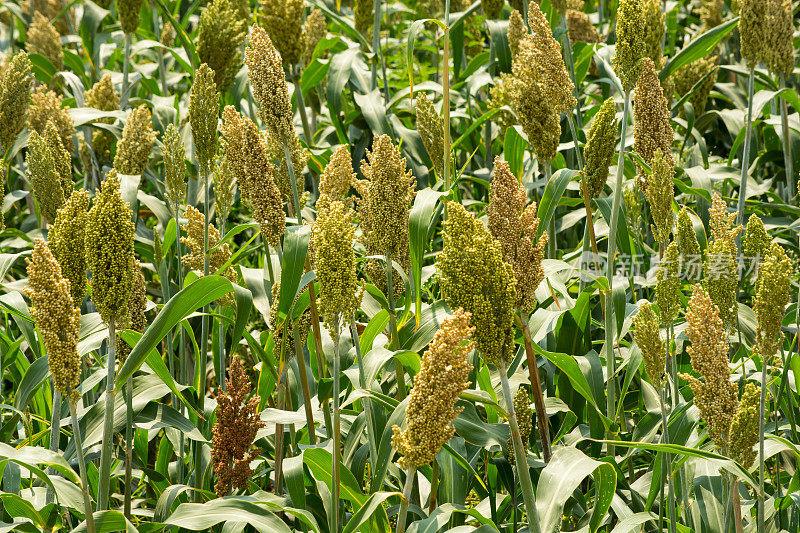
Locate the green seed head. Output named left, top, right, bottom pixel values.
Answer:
left=85, top=170, right=136, bottom=323
left=118, top=259, right=147, bottom=363
left=633, top=301, right=666, bottom=385
left=117, top=0, right=143, bottom=35
left=645, top=149, right=674, bottom=247
left=29, top=86, right=75, bottom=154
left=197, top=0, right=247, bottom=92
left=27, top=124, right=70, bottom=224
left=614, top=0, right=646, bottom=92
left=26, top=239, right=81, bottom=399
left=673, top=54, right=718, bottom=116
left=739, top=0, right=768, bottom=68
left=27, top=12, right=63, bottom=71
left=435, top=202, right=516, bottom=367
left=754, top=242, right=791, bottom=358
left=481, top=0, right=503, bottom=18
left=699, top=0, right=724, bottom=30
left=633, top=58, right=674, bottom=191
left=506, top=385, right=533, bottom=464
left=85, top=73, right=120, bottom=118
left=189, top=63, right=220, bottom=173
left=0, top=51, right=33, bottom=152
left=354, top=0, right=373, bottom=35
left=582, top=98, right=618, bottom=201
left=487, top=157, right=547, bottom=315
left=763, top=0, right=795, bottom=78
left=508, top=9, right=525, bottom=58
left=318, top=144, right=355, bottom=209
left=676, top=207, right=701, bottom=260
left=655, top=241, right=681, bottom=324
left=415, top=93, right=450, bottom=181
left=302, top=9, right=327, bottom=65
left=742, top=214, right=771, bottom=259
left=113, top=105, right=155, bottom=175
left=392, top=308, right=475, bottom=469
left=50, top=188, right=90, bottom=304
left=181, top=205, right=238, bottom=305
left=567, top=9, right=601, bottom=44
left=729, top=382, right=760, bottom=468
left=259, top=0, right=305, bottom=66
left=641, top=0, right=665, bottom=67
left=162, top=123, right=187, bottom=210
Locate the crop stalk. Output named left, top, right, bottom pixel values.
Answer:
left=443, top=0, right=451, bottom=193
left=46, top=389, right=62, bottom=504
left=605, top=90, right=631, bottom=459
left=294, top=73, right=313, bottom=146
left=758, top=352, right=769, bottom=533
left=293, top=319, right=316, bottom=443
left=396, top=466, right=416, bottom=533
left=499, top=358, right=541, bottom=533
left=779, top=75, right=794, bottom=200
left=386, top=251, right=406, bottom=399
left=519, top=312, right=550, bottom=461
left=331, top=320, right=342, bottom=533
left=351, top=316, right=379, bottom=491
left=545, top=162, right=555, bottom=258
left=70, top=400, right=96, bottom=533
left=736, top=67, right=755, bottom=228
left=121, top=33, right=132, bottom=108
left=560, top=15, right=583, bottom=132
left=659, top=385, right=677, bottom=533
left=98, top=315, right=117, bottom=511
left=124, top=378, right=133, bottom=519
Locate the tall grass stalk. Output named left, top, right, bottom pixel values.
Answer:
left=97, top=316, right=117, bottom=510
left=605, top=91, right=632, bottom=458
left=442, top=0, right=451, bottom=193
left=560, top=15, right=583, bottom=131
left=218, top=222, right=227, bottom=393
left=519, top=313, right=550, bottom=461
left=331, top=322, right=342, bottom=533
left=499, top=358, right=541, bottom=533
left=396, top=466, right=416, bottom=533
left=758, top=354, right=769, bottom=533
left=351, top=316, right=379, bottom=490
left=659, top=385, right=676, bottom=533
left=124, top=379, right=133, bottom=518
left=386, top=252, right=406, bottom=399
left=736, top=67, right=755, bottom=227
left=293, top=320, right=316, bottom=443
left=545, top=162, right=555, bottom=258
left=121, top=34, right=132, bottom=108
left=46, top=389, right=61, bottom=504
left=70, top=399, right=96, bottom=533
left=779, top=75, right=794, bottom=199
left=371, top=0, right=381, bottom=91
left=294, top=76, right=313, bottom=145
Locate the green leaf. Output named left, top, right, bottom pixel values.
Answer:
left=536, top=169, right=579, bottom=240
left=164, top=497, right=292, bottom=532
left=535, top=446, right=616, bottom=533
left=659, top=17, right=738, bottom=80
left=341, top=491, right=398, bottom=533
left=409, top=188, right=447, bottom=324
left=276, top=224, right=311, bottom=321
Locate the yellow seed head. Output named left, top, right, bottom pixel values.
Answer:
left=355, top=135, right=416, bottom=299
left=27, top=12, right=63, bottom=71
left=582, top=98, right=618, bottom=200
left=84, top=73, right=119, bottom=164
left=487, top=158, right=547, bottom=314
left=392, top=308, right=475, bottom=469
left=26, top=239, right=81, bottom=399
left=114, top=105, right=155, bottom=175
left=633, top=301, right=666, bottom=385
left=729, top=382, right=760, bottom=468
left=197, top=0, right=247, bottom=92
left=436, top=202, right=516, bottom=367
left=302, top=9, right=327, bottom=65
left=699, top=0, right=724, bottom=31
left=318, top=144, right=355, bottom=209
left=162, top=123, right=187, bottom=209
left=567, top=9, right=600, bottom=44
left=160, top=21, right=176, bottom=47
left=488, top=73, right=517, bottom=137
left=85, top=171, right=136, bottom=323
left=673, top=54, right=718, bottom=116
left=641, top=0, right=665, bottom=67
left=754, top=242, right=791, bottom=358
left=0, top=52, right=33, bottom=152
left=614, top=0, right=646, bottom=92
left=181, top=205, right=238, bottom=305
left=508, top=9, right=526, bottom=58
left=50, top=189, right=90, bottom=304
left=190, top=64, right=220, bottom=173
left=267, top=132, right=308, bottom=210
left=29, top=86, right=75, bottom=153
left=258, top=0, right=305, bottom=65
left=633, top=58, right=674, bottom=191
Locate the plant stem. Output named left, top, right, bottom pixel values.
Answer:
left=98, top=316, right=117, bottom=511
left=331, top=321, right=342, bottom=533
left=732, top=477, right=743, bottom=533
left=443, top=0, right=451, bottom=192
left=560, top=15, right=583, bottom=132
left=274, top=367, right=286, bottom=494
left=350, top=316, right=379, bottom=491
left=736, top=67, right=755, bottom=228
left=499, top=359, right=542, bottom=533
left=428, top=460, right=438, bottom=513
left=194, top=164, right=211, bottom=500
left=218, top=223, right=227, bottom=393
left=293, top=319, right=316, bottom=443
left=371, top=0, right=381, bottom=91
left=285, top=144, right=303, bottom=223
left=173, top=204, right=187, bottom=483
left=396, top=466, right=416, bottom=533
left=545, top=162, right=555, bottom=258
left=385, top=251, right=406, bottom=399
left=70, top=400, right=96, bottom=533
left=153, top=8, right=168, bottom=96
left=659, top=386, right=677, bottom=533
left=758, top=352, right=769, bottom=533
left=519, top=312, right=551, bottom=462
left=46, top=389, right=61, bottom=504
left=779, top=75, right=794, bottom=200
left=121, top=33, right=132, bottom=109
left=294, top=76, right=313, bottom=145
left=124, top=378, right=133, bottom=519
left=604, top=91, right=631, bottom=459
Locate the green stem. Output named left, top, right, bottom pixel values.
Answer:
left=736, top=67, right=755, bottom=228
left=153, top=8, right=168, bottom=96
left=218, top=221, right=226, bottom=393
left=350, top=316, right=378, bottom=491
left=758, top=352, right=769, bottom=533
left=545, top=162, right=555, bottom=258
left=659, top=386, right=677, bottom=533
left=605, top=91, right=631, bottom=459
left=566, top=114, right=584, bottom=172
left=46, top=389, right=62, bottom=504
left=443, top=0, right=451, bottom=191
left=385, top=251, right=406, bottom=399
left=173, top=205, right=187, bottom=483
left=428, top=460, right=439, bottom=512
left=121, top=34, right=132, bottom=109
left=294, top=77, right=313, bottom=146
left=371, top=0, right=381, bottom=91
left=70, top=400, right=96, bottom=533
left=331, top=321, right=342, bottom=533
left=396, top=466, right=416, bottom=533
left=519, top=312, right=550, bottom=462
left=98, top=316, right=117, bottom=510
left=499, top=359, right=541, bottom=533
left=780, top=75, right=794, bottom=200
left=284, top=144, right=303, bottom=223
left=293, top=319, right=316, bottom=443
left=124, top=378, right=133, bottom=519
left=194, top=165, right=210, bottom=500
left=560, top=14, right=583, bottom=132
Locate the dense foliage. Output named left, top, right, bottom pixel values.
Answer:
left=0, top=0, right=799, bottom=532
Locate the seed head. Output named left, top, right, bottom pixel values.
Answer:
left=118, top=259, right=147, bottom=364
left=27, top=12, right=63, bottom=71
left=641, top=0, right=665, bottom=67
left=700, top=0, right=724, bottom=30
left=673, top=54, right=718, bottom=116
left=582, top=98, right=617, bottom=201
left=29, top=86, right=75, bottom=153
left=614, top=0, right=646, bottom=92
left=508, top=9, right=526, bottom=58
left=507, top=70, right=560, bottom=163
left=754, top=242, right=791, bottom=359
left=50, top=189, right=90, bottom=304
left=488, top=73, right=517, bottom=137
left=181, top=205, right=238, bottom=306
left=709, top=192, right=740, bottom=244
left=415, top=94, right=450, bottom=181
left=741, top=214, right=771, bottom=260
left=312, top=198, right=362, bottom=334
left=355, top=135, right=415, bottom=299
left=245, top=24, right=294, bottom=147
left=676, top=207, right=701, bottom=260
left=26, top=239, right=81, bottom=400
left=212, top=356, right=264, bottom=495
left=682, top=284, right=738, bottom=449
left=0, top=52, right=33, bottom=152
left=114, top=105, right=155, bottom=175
left=482, top=0, right=503, bottom=18
left=84, top=74, right=120, bottom=164
left=729, top=382, right=760, bottom=468
left=318, top=145, right=355, bottom=209
left=354, top=0, right=373, bottom=35
left=153, top=226, right=163, bottom=267
left=633, top=58, right=674, bottom=191
left=269, top=280, right=312, bottom=360
left=703, top=237, right=738, bottom=329
left=213, top=149, right=235, bottom=223
left=763, top=0, right=794, bottom=78
left=162, top=123, right=187, bottom=210
left=27, top=123, right=71, bottom=223
left=117, top=0, right=143, bottom=34
left=506, top=386, right=533, bottom=464
left=267, top=132, right=309, bottom=212
left=197, top=0, right=247, bottom=92
left=567, top=9, right=601, bottom=44
left=22, top=0, right=71, bottom=34
left=633, top=301, right=666, bottom=385
left=302, top=9, right=327, bottom=65
left=436, top=202, right=516, bottom=367
left=189, top=64, right=220, bottom=173
left=160, top=21, right=176, bottom=47
left=739, top=0, right=768, bottom=68
left=85, top=170, right=136, bottom=323
left=392, top=308, right=474, bottom=469
left=487, top=158, right=547, bottom=314
left=656, top=241, right=681, bottom=325
left=259, top=0, right=305, bottom=65
left=645, top=149, right=674, bottom=246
